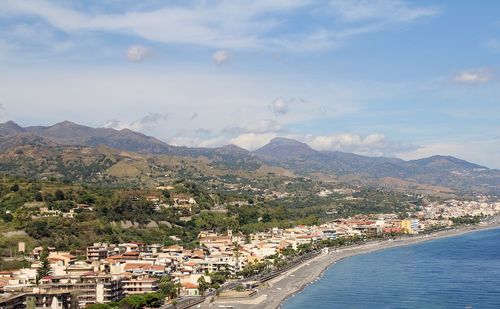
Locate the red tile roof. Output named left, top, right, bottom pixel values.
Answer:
left=182, top=282, right=198, bottom=289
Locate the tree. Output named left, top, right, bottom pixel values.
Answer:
left=197, top=276, right=209, bottom=295
left=159, top=276, right=175, bottom=298
left=34, top=191, right=44, bottom=202
left=55, top=189, right=65, bottom=201
left=36, top=249, right=52, bottom=285
left=1, top=212, right=13, bottom=223
left=159, top=277, right=181, bottom=300
left=232, top=241, right=241, bottom=259
left=235, top=284, right=244, bottom=292
left=162, top=190, right=171, bottom=199
left=208, top=272, right=227, bottom=287
left=119, top=295, right=146, bottom=309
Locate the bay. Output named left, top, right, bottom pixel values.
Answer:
left=282, top=228, right=500, bottom=309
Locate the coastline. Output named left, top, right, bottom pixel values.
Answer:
left=200, top=222, right=500, bottom=309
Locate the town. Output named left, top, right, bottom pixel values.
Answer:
left=0, top=196, right=498, bottom=308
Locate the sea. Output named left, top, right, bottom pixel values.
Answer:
left=282, top=227, right=500, bottom=309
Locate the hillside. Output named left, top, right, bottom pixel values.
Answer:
left=0, top=121, right=499, bottom=195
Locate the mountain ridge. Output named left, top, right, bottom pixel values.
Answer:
left=0, top=120, right=490, bottom=170
left=0, top=120, right=497, bottom=194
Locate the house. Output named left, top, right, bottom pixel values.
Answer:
left=181, top=282, right=199, bottom=296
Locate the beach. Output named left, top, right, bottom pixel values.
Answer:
left=198, top=222, right=500, bottom=309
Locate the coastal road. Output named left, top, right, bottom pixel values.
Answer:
left=196, top=222, right=500, bottom=309
left=197, top=250, right=339, bottom=309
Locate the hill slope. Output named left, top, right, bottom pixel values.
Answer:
left=0, top=121, right=498, bottom=194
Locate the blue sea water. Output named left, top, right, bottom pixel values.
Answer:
left=282, top=228, right=500, bottom=309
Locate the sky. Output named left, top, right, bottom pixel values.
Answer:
left=0, top=0, right=499, bottom=168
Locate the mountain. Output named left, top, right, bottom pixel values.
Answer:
left=254, top=137, right=404, bottom=174
left=0, top=120, right=498, bottom=194
left=254, top=138, right=486, bottom=174
left=0, top=120, right=25, bottom=135
left=0, top=121, right=264, bottom=171
left=22, top=121, right=175, bottom=154
left=255, top=137, right=317, bottom=159
left=407, top=155, right=485, bottom=171
left=252, top=138, right=498, bottom=194
left=0, top=133, right=118, bottom=181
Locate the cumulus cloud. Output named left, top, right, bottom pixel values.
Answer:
left=104, top=112, right=168, bottom=131
left=229, top=132, right=277, bottom=150
left=304, top=133, right=420, bottom=157
left=169, top=135, right=226, bottom=148
left=213, top=50, right=231, bottom=65
left=140, top=112, right=168, bottom=125
left=398, top=139, right=499, bottom=169
left=126, top=45, right=151, bottom=62
left=269, top=97, right=309, bottom=116
left=224, top=131, right=419, bottom=155
left=224, top=119, right=283, bottom=135
left=0, top=103, right=5, bottom=120
left=270, top=98, right=290, bottom=115
left=453, top=68, right=494, bottom=85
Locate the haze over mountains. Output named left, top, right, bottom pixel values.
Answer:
left=0, top=121, right=498, bottom=194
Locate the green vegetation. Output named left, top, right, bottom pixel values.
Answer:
left=451, top=215, right=481, bottom=225
left=158, top=276, right=180, bottom=299
left=86, top=292, right=164, bottom=309
left=35, top=249, right=51, bottom=284
left=0, top=174, right=419, bottom=260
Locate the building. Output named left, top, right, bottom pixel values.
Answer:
left=180, top=283, right=199, bottom=296
left=123, top=278, right=159, bottom=295
left=87, top=244, right=110, bottom=261
left=0, top=292, right=76, bottom=309
left=37, top=274, right=123, bottom=307
left=401, top=219, right=419, bottom=234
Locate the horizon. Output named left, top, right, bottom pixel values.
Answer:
left=0, top=1, right=499, bottom=168
left=0, top=119, right=492, bottom=169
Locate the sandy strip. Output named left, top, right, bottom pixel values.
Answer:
left=199, top=223, right=500, bottom=309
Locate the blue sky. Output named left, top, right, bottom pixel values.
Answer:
left=0, top=0, right=499, bottom=168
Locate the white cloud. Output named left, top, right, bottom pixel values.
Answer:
left=398, top=139, right=500, bottom=169
left=168, top=135, right=227, bottom=148
left=0, top=66, right=406, bottom=146
left=225, top=119, right=284, bottom=134
left=303, top=132, right=420, bottom=156
left=453, top=68, right=494, bottom=85
left=230, top=132, right=277, bottom=150
left=222, top=131, right=419, bottom=155
left=0, top=103, right=5, bottom=121
left=104, top=112, right=167, bottom=132
left=126, top=44, right=151, bottom=62
left=270, top=98, right=290, bottom=115
left=330, top=0, right=439, bottom=23
left=1, top=0, right=439, bottom=52
left=0, top=0, right=311, bottom=51
left=213, top=50, right=231, bottom=65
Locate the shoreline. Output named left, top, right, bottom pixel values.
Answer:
left=201, top=222, right=500, bottom=309
left=278, top=223, right=500, bottom=309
